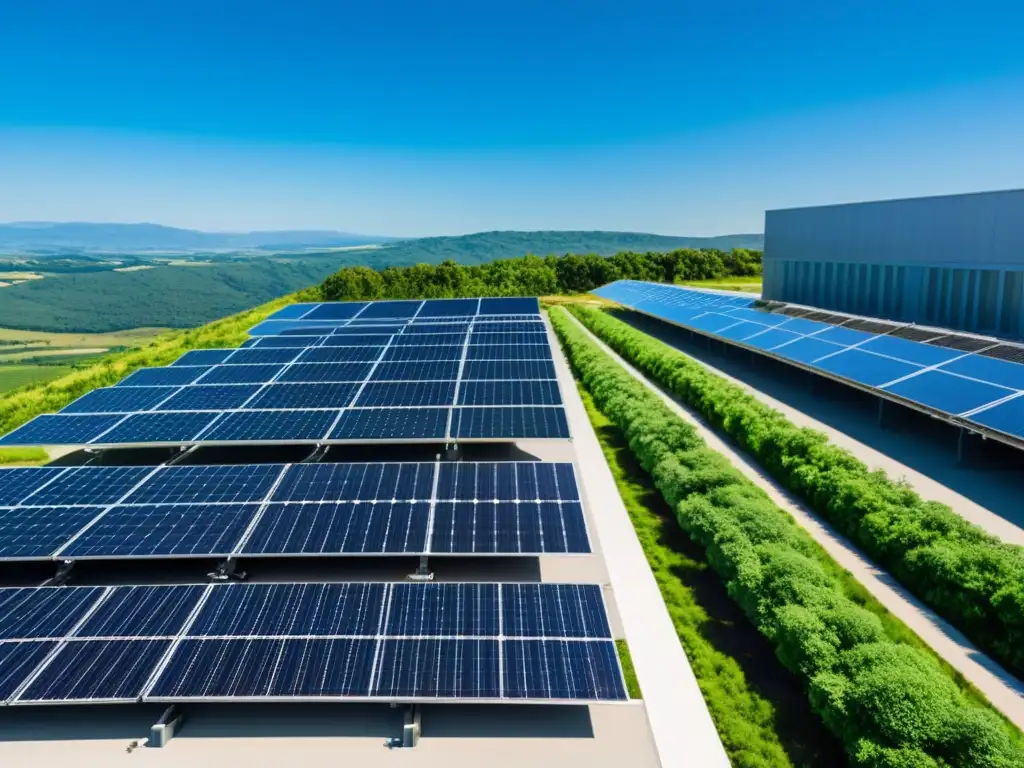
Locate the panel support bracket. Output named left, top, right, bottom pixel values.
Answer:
left=43, top=559, right=76, bottom=587
left=407, top=556, right=434, bottom=582
left=148, top=705, right=186, bottom=748
left=207, top=558, right=247, bottom=582
left=402, top=704, right=422, bottom=747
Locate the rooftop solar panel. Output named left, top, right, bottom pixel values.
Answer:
left=76, top=585, right=205, bottom=637
left=98, top=411, right=218, bottom=444
left=329, top=407, right=448, bottom=440
left=0, top=506, right=105, bottom=560
left=502, top=640, right=625, bottom=700
left=450, top=406, right=570, bottom=439
left=374, top=638, right=501, bottom=698
left=0, top=586, right=104, bottom=639
left=28, top=465, right=153, bottom=506
left=352, top=381, right=455, bottom=407
left=458, top=380, right=562, bottom=406
left=225, top=348, right=303, bottom=366
left=196, top=364, right=284, bottom=385
left=428, top=502, right=589, bottom=554
left=0, top=641, right=56, bottom=700
left=245, top=382, right=359, bottom=410
left=156, top=384, right=262, bottom=411
left=300, top=303, right=367, bottom=320
left=118, top=366, right=210, bottom=387
left=276, top=362, right=373, bottom=383
left=0, top=467, right=65, bottom=506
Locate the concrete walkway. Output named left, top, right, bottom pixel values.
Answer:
left=545, top=315, right=730, bottom=768
left=563, top=311, right=1024, bottom=730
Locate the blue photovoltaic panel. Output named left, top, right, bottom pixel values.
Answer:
left=329, top=408, right=448, bottom=440
left=0, top=641, right=56, bottom=700
left=385, top=583, right=499, bottom=636
left=61, top=387, right=174, bottom=414
left=118, top=366, right=210, bottom=387
left=370, top=361, right=460, bottom=382
left=242, top=502, right=430, bottom=554
left=374, top=638, right=500, bottom=698
left=189, top=583, right=387, bottom=637
left=358, top=300, right=421, bottom=319
left=297, top=346, right=383, bottom=364
left=859, top=335, right=963, bottom=367
left=450, top=407, right=569, bottom=439
left=95, top=411, right=216, bottom=444
left=147, top=638, right=377, bottom=699
left=272, top=463, right=434, bottom=503
left=404, top=323, right=470, bottom=335
left=470, top=332, right=545, bottom=345
left=0, top=467, right=64, bottom=506
left=353, top=381, right=455, bottom=407
left=416, top=298, right=479, bottom=318
left=28, top=465, right=153, bottom=506
left=201, top=409, right=338, bottom=442
left=224, top=348, right=303, bottom=366
left=742, top=328, right=804, bottom=350
left=772, top=336, right=847, bottom=364
left=246, top=335, right=314, bottom=348
left=770, top=317, right=833, bottom=336
left=474, top=321, right=544, bottom=333
left=883, top=371, right=1014, bottom=415
left=276, top=362, right=372, bottom=383
left=335, top=323, right=406, bottom=334
left=0, top=586, right=104, bottom=639
left=76, top=585, right=205, bottom=637
left=62, top=504, right=258, bottom=558
left=458, top=380, right=561, bottom=406
left=501, top=584, right=610, bottom=638
left=428, top=502, right=589, bottom=554
left=970, top=396, right=1024, bottom=436
left=156, top=384, right=262, bottom=411
left=321, top=333, right=394, bottom=347
left=0, top=506, right=104, bottom=559
left=502, top=640, right=626, bottom=700
left=383, top=345, right=462, bottom=363
left=462, top=360, right=556, bottom=380
left=251, top=320, right=345, bottom=337
left=813, top=326, right=878, bottom=346
left=266, top=303, right=320, bottom=320
left=435, top=462, right=578, bottom=501
left=245, top=383, right=358, bottom=410
left=814, top=349, right=923, bottom=388
left=17, top=639, right=172, bottom=703
left=466, top=344, right=551, bottom=361
left=0, top=414, right=124, bottom=446
left=195, top=364, right=284, bottom=385
left=300, top=303, right=367, bottom=320
left=938, top=355, right=1024, bottom=391
left=172, top=349, right=236, bottom=367
left=123, top=464, right=281, bottom=505
left=479, top=297, right=540, bottom=315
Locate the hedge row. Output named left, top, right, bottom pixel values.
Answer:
left=549, top=306, right=1022, bottom=768
left=567, top=304, right=1024, bottom=680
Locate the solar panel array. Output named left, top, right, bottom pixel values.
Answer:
left=0, top=298, right=571, bottom=447
left=0, top=462, right=590, bottom=560
left=0, top=583, right=626, bottom=704
left=595, top=280, right=1024, bottom=444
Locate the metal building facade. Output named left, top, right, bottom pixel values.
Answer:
left=763, top=189, right=1024, bottom=338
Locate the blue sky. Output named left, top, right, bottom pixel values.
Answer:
left=0, top=0, right=1022, bottom=236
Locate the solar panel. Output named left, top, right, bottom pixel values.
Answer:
left=119, top=366, right=210, bottom=387
left=373, top=638, right=500, bottom=698
left=352, top=381, right=455, bottom=407
left=386, top=583, right=499, bottom=636
left=450, top=406, right=570, bottom=439
left=0, top=641, right=56, bottom=700
left=0, top=586, right=104, bottom=639
left=60, top=387, right=175, bottom=414
left=28, top=465, right=153, bottom=506
left=76, top=585, right=206, bottom=637
left=271, top=462, right=434, bottom=503
left=0, top=467, right=65, bottom=506
left=124, top=464, right=282, bottom=504
left=245, top=383, right=359, bottom=410
left=329, top=407, right=448, bottom=440
left=201, top=410, right=339, bottom=442
left=156, top=384, right=263, bottom=411
left=98, top=411, right=218, bottom=444
left=428, top=502, right=589, bottom=554
left=594, top=280, right=1024, bottom=444
left=0, top=506, right=105, bottom=559
left=458, top=380, right=562, bottom=406
left=502, top=640, right=624, bottom=700
left=0, top=414, right=124, bottom=446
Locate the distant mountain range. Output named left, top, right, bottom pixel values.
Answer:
left=0, top=222, right=762, bottom=255
left=0, top=222, right=393, bottom=252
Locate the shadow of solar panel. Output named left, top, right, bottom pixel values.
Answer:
left=329, top=408, right=448, bottom=440
left=117, top=366, right=210, bottom=387
left=416, top=298, right=479, bottom=317
left=353, top=381, right=455, bottom=407
left=201, top=410, right=338, bottom=442
left=96, top=411, right=217, bottom=444
left=224, top=348, right=303, bottom=366
left=155, top=384, right=262, bottom=411
left=148, top=638, right=377, bottom=699
left=0, top=641, right=56, bottom=700
left=0, top=506, right=104, bottom=559
left=272, top=462, right=435, bottom=502
left=61, top=387, right=172, bottom=415
left=297, top=346, right=384, bottom=364
left=458, top=380, right=561, bottom=406
left=450, top=407, right=569, bottom=439
left=276, top=362, right=372, bottom=383
left=28, top=465, right=153, bottom=506
left=242, top=502, right=430, bottom=554
left=466, top=344, right=551, bottom=361
left=0, top=586, right=104, bottom=639
left=62, top=503, right=259, bottom=558
left=501, top=584, right=610, bottom=638
left=172, top=349, right=236, bottom=366
left=358, top=300, right=421, bottom=319
left=374, top=639, right=500, bottom=698
left=502, top=640, right=625, bottom=700
left=302, top=303, right=367, bottom=320
left=385, top=584, right=499, bottom=636
left=245, top=383, right=358, bottom=410
left=479, top=298, right=539, bottom=315
left=428, top=502, right=588, bottom=554
left=195, top=364, right=283, bottom=385
left=76, top=585, right=205, bottom=637
left=189, top=583, right=386, bottom=637
left=383, top=345, right=463, bottom=363
left=18, top=639, right=172, bottom=703
left=124, top=464, right=281, bottom=504
left=370, top=361, right=460, bottom=382
left=0, top=467, right=65, bottom=506
left=461, top=360, right=556, bottom=380
left=0, top=414, right=123, bottom=446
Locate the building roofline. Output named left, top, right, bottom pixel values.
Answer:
left=765, top=187, right=1024, bottom=214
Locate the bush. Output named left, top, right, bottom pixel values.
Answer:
left=568, top=303, right=1024, bottom=680
left=549, top=306, right=1022, bottom=767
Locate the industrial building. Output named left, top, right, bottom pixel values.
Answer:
left=762, top=189, right=1024, bottom=339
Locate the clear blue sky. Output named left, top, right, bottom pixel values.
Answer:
left=1, top=0, right=1022, bottom=236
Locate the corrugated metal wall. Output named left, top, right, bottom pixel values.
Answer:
left=763, top=190, right=1024, bottom=338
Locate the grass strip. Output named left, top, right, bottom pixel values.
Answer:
left=550, top=306, right=1022, bottom=768
left=568, top=303, right=1024, bottom=682
left=614, top=639, right=643, bottom=701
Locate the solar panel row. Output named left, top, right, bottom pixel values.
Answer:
left=0, top=583, right=625, bottom=703
left=594, top=280, right=1024, bottom=443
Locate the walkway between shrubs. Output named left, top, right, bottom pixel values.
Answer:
left=564, top=311, right=1024, bottom=730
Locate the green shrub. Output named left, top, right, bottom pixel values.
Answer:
left=549, top=306, right=1022, bottom=768
left=568, top=303, right=1024, bottom=680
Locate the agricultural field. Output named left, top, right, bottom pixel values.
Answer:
left=680, top=275, right=763, bottom=293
